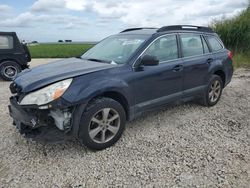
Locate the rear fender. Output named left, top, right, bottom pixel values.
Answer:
left=207, top=59, right=224, bottom=85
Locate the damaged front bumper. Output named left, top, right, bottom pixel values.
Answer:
left=8, top=96, right=74, bottom=143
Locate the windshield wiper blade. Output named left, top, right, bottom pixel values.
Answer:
left=86, top=58, right=109, bottom=63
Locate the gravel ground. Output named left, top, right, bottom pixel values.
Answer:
left=0, top=59, right=249, bottom=187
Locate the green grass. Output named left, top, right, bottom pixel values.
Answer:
left=28, top=43, right=94, bottom=58
left=233, top=53, right=250, bottom=68
left=211, top=4, right=250, bottom=68
left=212, top=6, right=250, bottom=53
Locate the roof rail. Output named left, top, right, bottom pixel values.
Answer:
left=157, top=25, right=214, bottom=33
left=120, top=27, right=157, bottom=33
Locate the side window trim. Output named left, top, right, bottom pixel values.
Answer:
left=176, top=33, right=182, bottom=58
left=201, top=35, right=211, bottom=54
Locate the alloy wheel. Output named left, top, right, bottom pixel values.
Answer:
left=88, top=108, right=120, bottom=143
left=208, top=80, right=221, bottom=103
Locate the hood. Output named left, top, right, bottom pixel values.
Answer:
left=12, top=58, right=116, bottom=93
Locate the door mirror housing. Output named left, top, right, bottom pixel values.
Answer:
left=140, top=55, right=159, bottom=66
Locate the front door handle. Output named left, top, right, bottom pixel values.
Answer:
left=207, top=58, right=213, bottom=64
left=172, top=65, right=183, bottom=72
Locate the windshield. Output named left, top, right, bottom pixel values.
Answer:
left=81, top=35, right=148, bottom=64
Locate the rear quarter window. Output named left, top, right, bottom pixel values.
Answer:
left=0, top=35, right=14, bottom=49
left=206, top=36, right=223, bottom=52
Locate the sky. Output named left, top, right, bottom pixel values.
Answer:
left=0, top=0, right=248, bottom=42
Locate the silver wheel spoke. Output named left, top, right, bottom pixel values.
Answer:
left=214, top=91, right=219, bottom=97
left=89, top=126, right=102, bottom=139
left=108, top=114, right=119, bottom=122
left=214, top=80, right=219, bottom=87
left=101, top=130, right=106, bottom=143
left=211, top=95, right=215, bottom=102
left=107, top=125, right=119, bottom=134
left=214, top=85, right=220, bottom=92
left=102, top=108, right=110, bottom=121
left=209, top=90, right=213, bottom=98
left=91, top=117, right=102, bottom=125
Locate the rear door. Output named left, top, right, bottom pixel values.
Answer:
left=205, top=35, right=233, bottom=84
left=179, top=33, right=211, bottom=97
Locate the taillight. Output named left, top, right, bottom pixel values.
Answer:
left=227, top=50, right=233, bottom=59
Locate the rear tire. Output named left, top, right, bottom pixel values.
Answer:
left=201, top=75, right=223, bottom=106
left=0, top=61, right=21, bottom=81
left=78, top=97, right=126, bottom=150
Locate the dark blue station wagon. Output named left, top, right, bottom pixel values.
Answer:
left=9, top=25, right=233, bottom=150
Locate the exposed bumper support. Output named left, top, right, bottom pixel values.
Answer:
left=8, top=96, right=73, bottom=143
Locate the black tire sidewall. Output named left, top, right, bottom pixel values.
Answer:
left=205, top=75, right=223, bottom=106
left=78, top=98, right=126, bottom=150
left=0, top=61, right=21, bottom=81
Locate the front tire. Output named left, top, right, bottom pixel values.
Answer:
left=202, top=75, right=223, bottom=106
left=78, top=98, right=126, bottom=150
left=0, top=61, right=21, bottom=81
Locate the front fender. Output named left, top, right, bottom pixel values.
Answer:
left=62, top=78, right=131, bottom=106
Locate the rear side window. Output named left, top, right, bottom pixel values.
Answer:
left=206, top=36, right=223, bottom=52
left=0, top=35, right=13, bottom=49
left=180, top=34, right=203, bottom=57
left=143, top=35, right=178, bottom=62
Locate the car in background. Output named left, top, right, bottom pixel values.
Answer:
left=8, top=25, right=233, bottom=150
left=0, top=32, right=31, bottom=81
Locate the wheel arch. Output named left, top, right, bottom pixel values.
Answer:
left=71, top=89, right=131, bottom=139
left=0, top=58, right=20, bottom=65
left=213, top=69, right=226, bottom=87
left=89, top=90, right=130, bottom=121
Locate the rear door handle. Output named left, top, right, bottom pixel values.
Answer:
left=207, top=58, right=213, bottom=64
left=172, top=65, right=183, bottom=72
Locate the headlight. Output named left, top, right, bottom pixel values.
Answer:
left=20, top=79, right=72, bottom=105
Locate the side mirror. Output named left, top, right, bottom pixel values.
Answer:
left=140, top=55, right=159, bottom=66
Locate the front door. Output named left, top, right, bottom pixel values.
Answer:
left=131, top=34, right=183, bottom=113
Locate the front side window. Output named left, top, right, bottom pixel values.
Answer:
left=206, top=36, right=223, bottom=52
left=0, top=35, right=13, bottom=49
left=180, top=34, right=203, bottom=57
left=143, top=35, right=178, bottom=62
left=81, top=35, right=148, bottom=64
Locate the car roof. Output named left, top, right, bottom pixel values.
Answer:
left=0, top=31, right=16, bottom=35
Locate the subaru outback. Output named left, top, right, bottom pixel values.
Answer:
left=0, top=32, right=31, bottom=81
left=8, top=25, right=233, bottom=150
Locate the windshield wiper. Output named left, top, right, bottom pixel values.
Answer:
left=86, top=58, right=110, bottom=63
